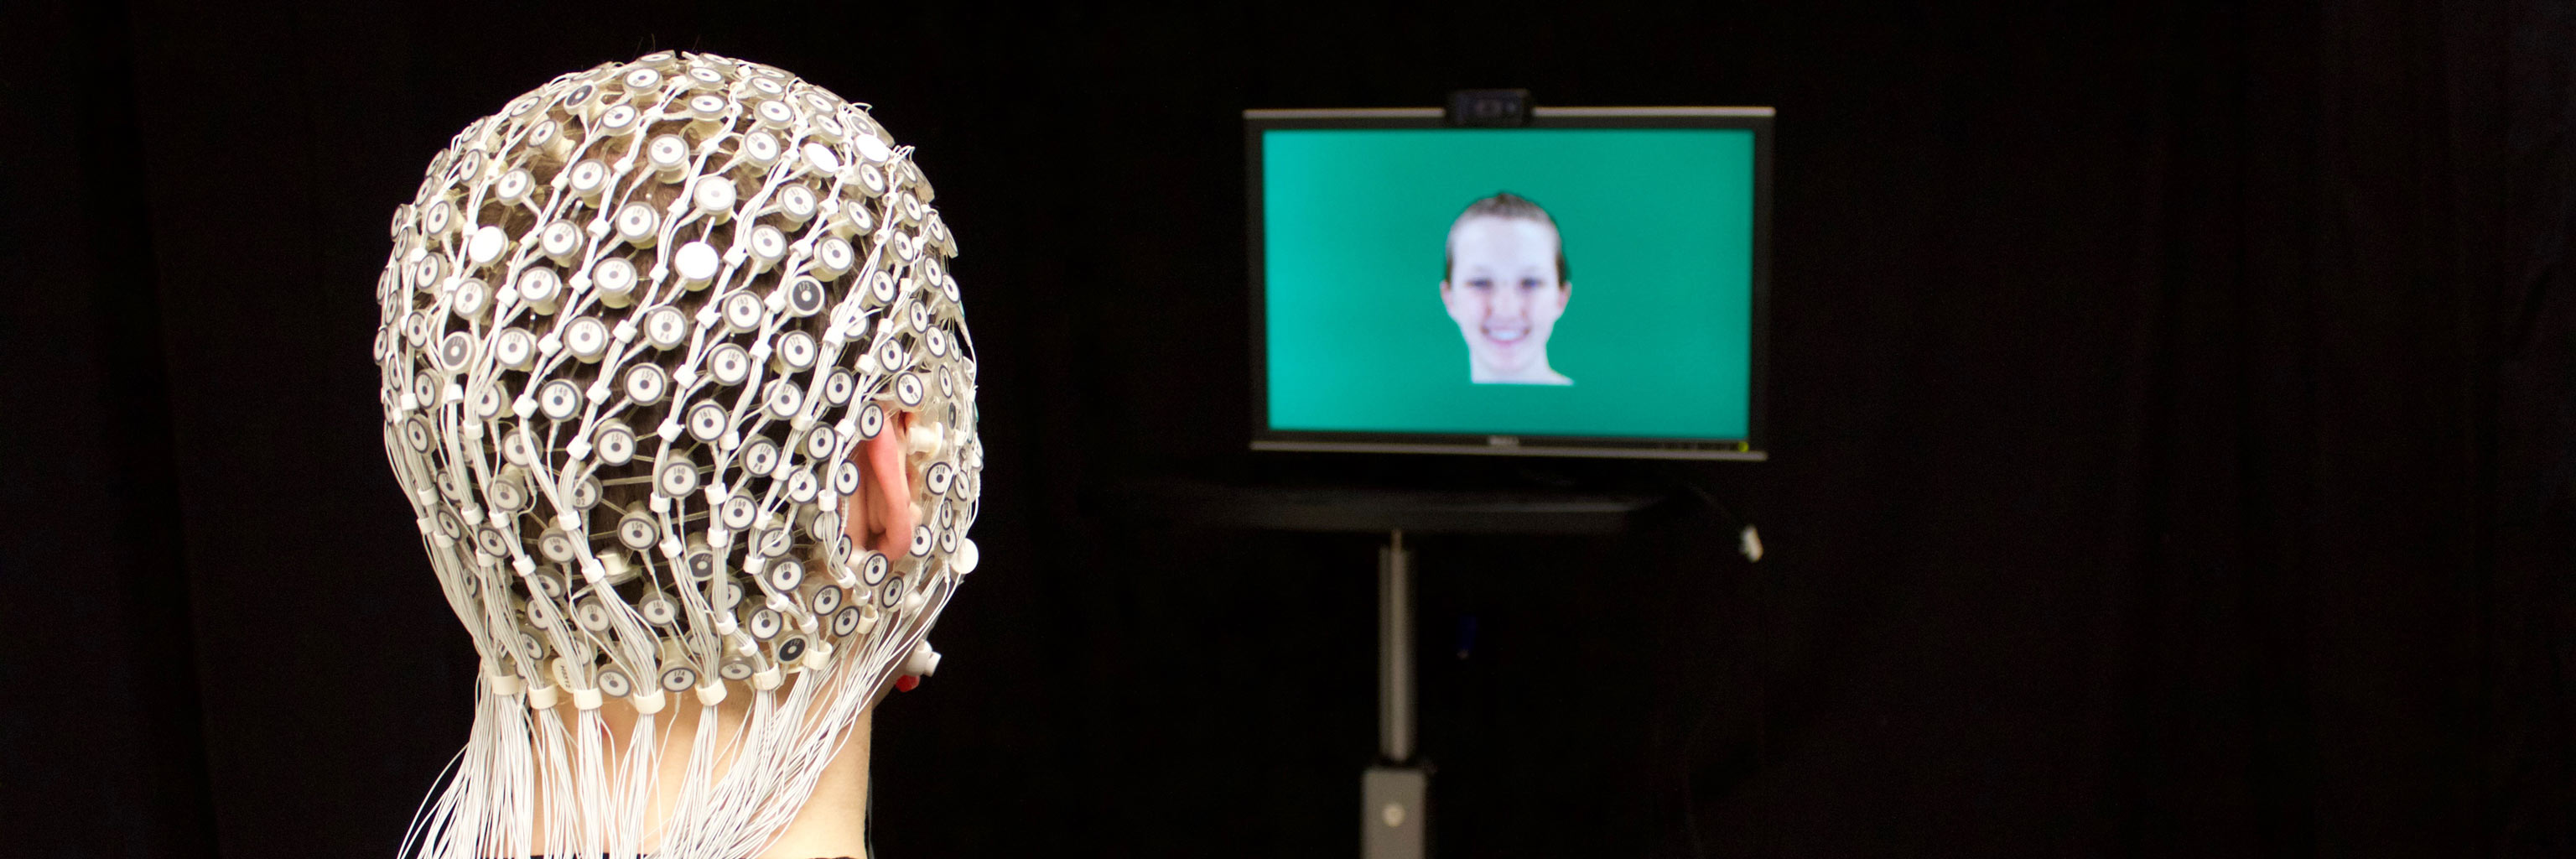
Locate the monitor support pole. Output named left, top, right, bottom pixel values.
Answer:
left=1366, top=529, right=1427, bottom=859
left=1380, top=528, right=1414, bottom=761
left=1093, top=479, right=1676, bottom=859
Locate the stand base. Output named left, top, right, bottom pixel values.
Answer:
left=1363, top=766, right=1428, bottom=859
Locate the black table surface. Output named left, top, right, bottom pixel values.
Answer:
left=1090, top=476, right=1675, bottom=535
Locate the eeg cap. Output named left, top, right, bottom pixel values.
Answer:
left=374, top=50, right=979, bottom=859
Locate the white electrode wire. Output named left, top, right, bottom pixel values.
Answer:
left=397, top=744, right=467, bottom=859
left=524, top=707, right=573, bottom=859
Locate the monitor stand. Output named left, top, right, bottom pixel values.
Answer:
left=1368, top=528, right=1424, bottom=859
left=1098, top=480, right=1673, bottom=858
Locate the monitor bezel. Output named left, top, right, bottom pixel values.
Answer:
left=1244, top=106, right=1774, bottom=461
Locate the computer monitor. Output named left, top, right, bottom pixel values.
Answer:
left=1246, top=106, right=1772, bottom=461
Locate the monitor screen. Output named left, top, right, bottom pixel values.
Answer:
left=1247, top=107, right=1770, bottom=460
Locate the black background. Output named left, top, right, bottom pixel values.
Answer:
left=8, top=3, right=2576, bottom=857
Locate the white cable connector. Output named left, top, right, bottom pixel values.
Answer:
left=902, top=640, right=940, bottom=678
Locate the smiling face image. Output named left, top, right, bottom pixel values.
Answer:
left=1441, top=193, right=1573, bottom=385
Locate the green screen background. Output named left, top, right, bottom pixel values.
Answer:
left=1262, top=128, right=1754, bottom=439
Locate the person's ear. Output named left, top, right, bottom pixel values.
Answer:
left=842, top=409, right=917, bottom=558
left=1556, top=280, right=1571, bottom=309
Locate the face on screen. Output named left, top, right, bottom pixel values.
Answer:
left=1441, top=216, right=1572, bottom=385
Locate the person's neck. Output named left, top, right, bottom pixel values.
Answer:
left=1471, top=359, right=1563, bottom=384
left=520, top=700, right=873, bottom=858
left=755, top=706, right=871, bottom=859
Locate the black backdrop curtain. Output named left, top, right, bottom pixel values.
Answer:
left=6, top=3, right=2573, bottom=857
